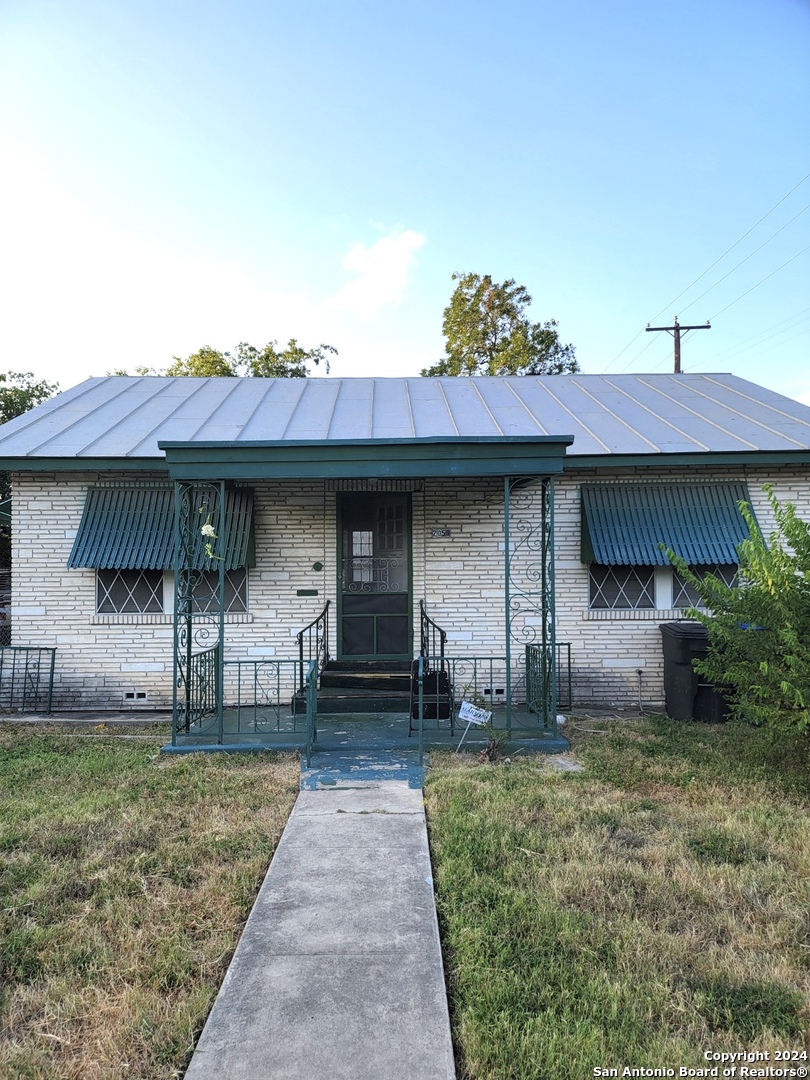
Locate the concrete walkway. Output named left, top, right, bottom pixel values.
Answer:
left=184, top=775, right=456, bottom=1080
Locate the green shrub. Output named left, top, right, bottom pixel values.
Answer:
left=667, top=485, right=810, bottom=735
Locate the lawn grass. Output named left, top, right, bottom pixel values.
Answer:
left=425, top=717, right=810, bottom=1080
left=0, top=724, right=299, bottom=1080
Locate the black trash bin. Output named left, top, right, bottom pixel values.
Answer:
left=660, top=621, right=727, bottom=722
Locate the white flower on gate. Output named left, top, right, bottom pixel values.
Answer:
left=199, top=508, right=223, bottom=562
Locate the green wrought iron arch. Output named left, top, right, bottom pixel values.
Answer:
left=504, top=476, right=558, bottom=736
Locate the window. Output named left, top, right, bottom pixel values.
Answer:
left=581, top=482, right=752, bottom=613
left=351, top=530, right=374, bottom=584
left=97, top=568, right=249, bottom=614
left=589, top=565, right=655, bottom=610
left=377, top=503, right=403, bottom=551
left=588, top=563, right=739, bottom=611
left=673, top=564, right=737, bottom=609
left=190, top=569, right=248, bottom=614
left=97, top=569, right=163, bottom=614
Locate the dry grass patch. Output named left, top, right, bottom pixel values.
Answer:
left=0, top=725, right=299, bottom=1079
left=425, top=718, right=810, bottom=1080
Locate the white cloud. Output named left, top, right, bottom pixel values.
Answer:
left=0, top=144, right=433, bottom=383
left=328, top=227, right=426, bottom=320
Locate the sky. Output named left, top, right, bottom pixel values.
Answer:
left=0, top=0, right=808, bottom=404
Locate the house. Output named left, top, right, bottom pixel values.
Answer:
left=0, top=372, right=808, bottom=748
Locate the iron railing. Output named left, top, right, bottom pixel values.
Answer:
left=525, top=642, right=572, bottom=728
left=223, top=658, right=304, bottom=733
left=442, top=644, right=572, bottom=727
left=296, top=601, right=330, bottom=695
left=176, top=643, right=219, bottom=733
left=525, top=643, right=554, bottom=730
left=557, top=642, right=572, bottom=709
left=446, top=655, right=508, bottom=713
left=0, top=646, right=56, bottom=714
left=304, top=660, right=318, bottom=767
left=409, top=602, right=452, bottom=739
left=419, top=599, right=446, bottom=662
left=415, top=653, right=425, bottom=764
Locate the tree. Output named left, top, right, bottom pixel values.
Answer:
left=0, top=371, right=59, bottom=425
left=666, top=486, right=810, bottom=737
left=162, top=339, right=337, bottom=378
left=422, top=272, right=579, bottom=377
left=165, top=347, right=236, bottom=377
left=0, top=372, right=60, bottom=565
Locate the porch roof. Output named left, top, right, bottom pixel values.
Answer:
left=0, top=373, right=809, bottom=473
left=158, top=436, right=571, bottom=479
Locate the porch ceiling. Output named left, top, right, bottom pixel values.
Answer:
left=157, top=436, right=573, bottom=480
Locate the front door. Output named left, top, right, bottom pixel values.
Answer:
left=338, top=494, right=411, bottom=660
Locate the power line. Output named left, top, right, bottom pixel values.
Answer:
left=646, top=170, right=810, bottom=324
left=600, top=169, right=810, bottom=374
left=632, top=244, right=810, bottom=373
left=696, top=307, right=810, bottom=365
left=601, top=327, right=647, bottom=373
left=678, top=200, right=810, bottom=317
left=688, top=323, right=810, bottom=372
left=616, top=332, right=660, bottom=370
left=709, top=243, right=810, bottom=321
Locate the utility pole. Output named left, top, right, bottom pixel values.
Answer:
left=645, top=317, right=711, bottom=374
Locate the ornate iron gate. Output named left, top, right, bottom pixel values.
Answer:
left=504, top=476, right=557, bottom=734
left=172, top=481, right=226, bottom=744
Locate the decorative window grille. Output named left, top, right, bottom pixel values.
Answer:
left=96, top=568, right=248, bottom=614
left=589, top=565, right=655, bottom=610
left=191, top=569, right=249, bottom=614
left=673, top=564, right=737, bottom=609
left=97, top=569, right=163, bottom=614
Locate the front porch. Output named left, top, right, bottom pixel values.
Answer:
left=162, top=431, right=574, bottom=761
left=162, top=705, right=570, bottom=756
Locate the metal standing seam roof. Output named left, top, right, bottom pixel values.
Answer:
left=580, top=482, right=753, bottom=566
left=67, top=487, right=255, bottom=570
left=0, top=373, right=809, bottom=466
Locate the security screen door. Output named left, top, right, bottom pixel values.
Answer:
left=338, top=495, right=411, bottom=659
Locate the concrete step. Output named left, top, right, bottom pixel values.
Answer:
left=324, top=660, right=412, bottom=673
left=298, top=684, right=413, bottom=713
left=301, top=749, right=425, bottom=789
left=320, top=670, right=412, bottom=692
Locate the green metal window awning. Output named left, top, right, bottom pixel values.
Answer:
left=67, top=486, right=255, bottom=571
left=581, top=482, right=753, bottom=566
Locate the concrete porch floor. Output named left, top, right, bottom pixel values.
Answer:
left=163, top=706, right=569, bottom=755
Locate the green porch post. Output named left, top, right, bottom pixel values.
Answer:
left=216, top=479, right=226, bottom=744
left=544, top=477, right=558, bottom=727
left=504, top=475, right=558, bottom=737
left=172, top=480, right=226, bottom=745
left=504, top=476, right=512, bottom=738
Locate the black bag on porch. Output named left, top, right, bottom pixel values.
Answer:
left=409, top=660, right=452, bottom=721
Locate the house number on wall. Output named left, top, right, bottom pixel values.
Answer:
left=431, top=528, right=452, bottom=538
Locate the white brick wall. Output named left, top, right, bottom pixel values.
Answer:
left=10, top=464, right=810, bottom=712
left=554, top=464, right=810, bottom=709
